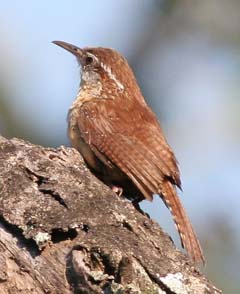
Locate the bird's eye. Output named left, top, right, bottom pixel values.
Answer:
left=85, top=56, right=94, bottom=65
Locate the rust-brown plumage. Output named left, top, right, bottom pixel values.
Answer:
left=53, top=40, right=205, bottom=264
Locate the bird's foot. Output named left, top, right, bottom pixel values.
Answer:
left=111, top=185, right=123, bottom=197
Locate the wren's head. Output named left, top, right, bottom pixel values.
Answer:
left=53, top=40, right=140, bottom=99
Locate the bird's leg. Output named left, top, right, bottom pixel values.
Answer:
left=110, top=185, right=123, bottom=197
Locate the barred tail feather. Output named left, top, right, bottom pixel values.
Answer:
left=161, top=182, right=205, bottom=264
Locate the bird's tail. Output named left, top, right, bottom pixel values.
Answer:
left=161, top=181, right=205, bottom=264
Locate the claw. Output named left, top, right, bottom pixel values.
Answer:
left=111, top=185, right=123, bottom=196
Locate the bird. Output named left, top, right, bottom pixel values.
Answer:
left=53, top=40, right=205, bottom=264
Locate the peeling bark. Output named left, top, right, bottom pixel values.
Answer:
left=0, top=136, right=221, bottom=293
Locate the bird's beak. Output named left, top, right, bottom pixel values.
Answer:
left=52, top=40, right=84, bottom=58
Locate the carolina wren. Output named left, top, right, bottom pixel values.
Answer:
left=53, top=40, right=205, bottom=264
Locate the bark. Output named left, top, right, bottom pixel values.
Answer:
left=0, top=135, right=221, bottom=294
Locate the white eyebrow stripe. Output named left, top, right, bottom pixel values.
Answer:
left=100, top=62, right=124, bottom=90
left=87, top=52, right=97, bottom=60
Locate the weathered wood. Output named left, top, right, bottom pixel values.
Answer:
left=0, top=136, right=221, bottom=293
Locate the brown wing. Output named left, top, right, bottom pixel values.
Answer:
left=77, top=98, right=205, bottom=264
left=77, top=99, right=180, bottom=200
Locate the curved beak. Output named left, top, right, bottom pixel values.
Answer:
left=52, top=40, right=83, bottom=58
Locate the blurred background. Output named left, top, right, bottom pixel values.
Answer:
left=0, top=1, right=239, bottom=292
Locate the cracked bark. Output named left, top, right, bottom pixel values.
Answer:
left=0, top=135, right=221, bottom=294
